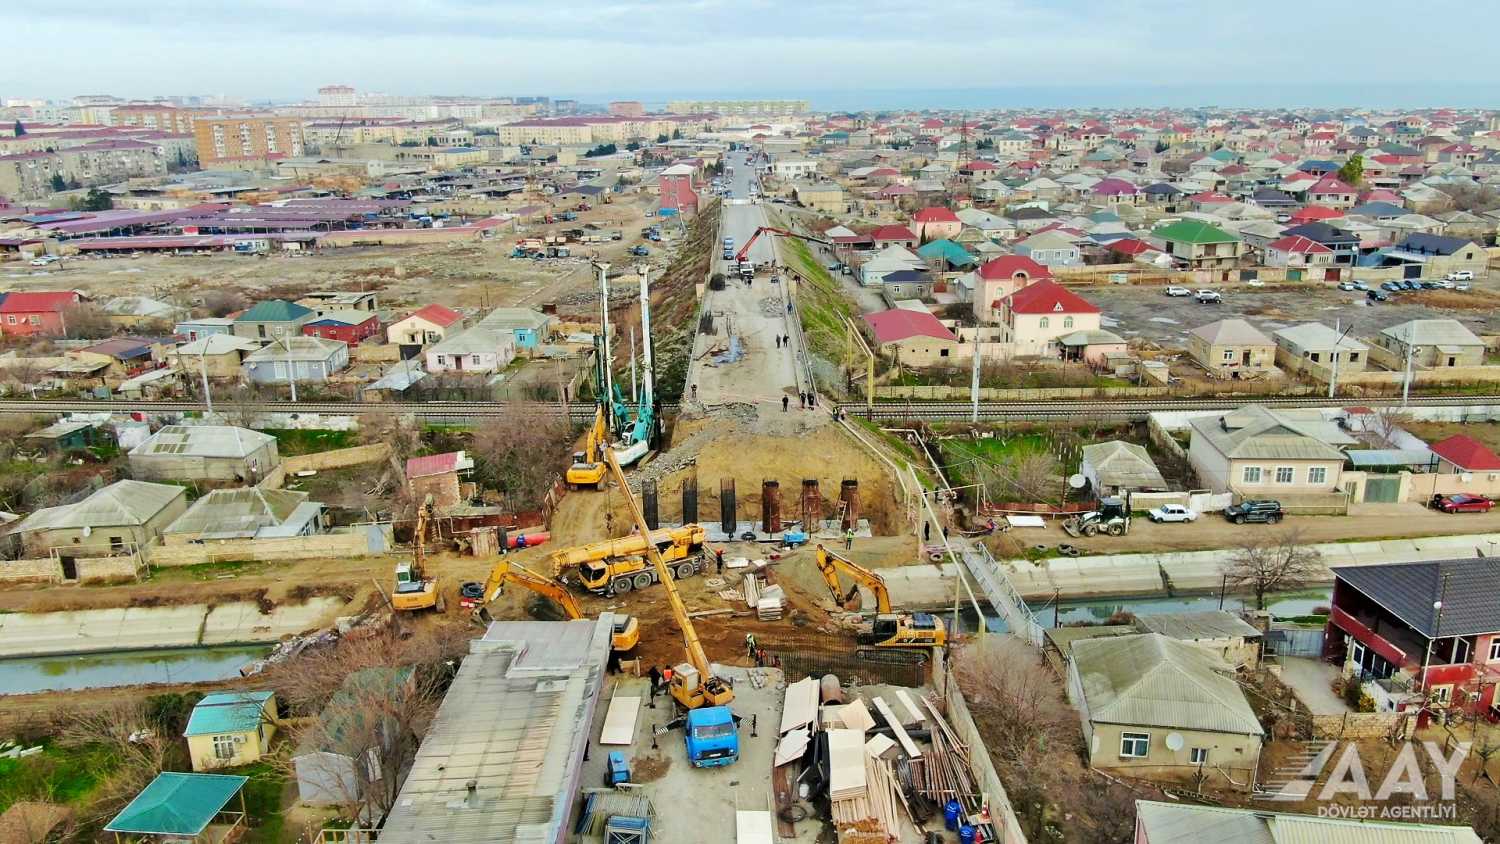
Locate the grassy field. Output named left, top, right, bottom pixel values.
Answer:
left=0, top=741, right=118, bottom=813
left=780, top=236, right=855, bottom=361
left=264, top=428, right=358, bottom=456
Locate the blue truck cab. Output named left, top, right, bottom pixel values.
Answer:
left=685, top=706, right=739, bottom=768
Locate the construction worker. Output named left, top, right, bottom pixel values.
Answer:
left=715, top=547, right=725, bottom=574
left=745, top=633, right=758, bottom=659
left=799, top=392, right=806, bottom=409
left=844, top=527, right=854, bottom=551
left=648, top=664, right=662, bottom=697
left=662, top=665, right=673, bottom=691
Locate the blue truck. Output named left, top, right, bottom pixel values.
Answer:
left=684, top=706, right=739, bottom=768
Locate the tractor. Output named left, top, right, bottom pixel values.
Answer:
left=1061, top=495, right=1131, bottom=538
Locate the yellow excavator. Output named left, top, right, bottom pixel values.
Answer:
left=813, top=544, right=946, bottom=650
left=604, top=446, right=733, bottom=710
left=565, top=406, right=609, bottom=490
left=392, top=495, right=444, bottom=612
left=546, top=524, right=708, bottom=596
left=465, top=559, right=640, bottom=652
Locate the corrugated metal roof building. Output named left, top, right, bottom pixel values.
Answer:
left=1134, top=799, right=1481, bottom=843
left=129, top=424, right=280, bottom=483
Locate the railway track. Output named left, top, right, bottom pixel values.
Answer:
left=0, top=393, right=1493, bottom=423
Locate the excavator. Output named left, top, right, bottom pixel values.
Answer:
left=392, top=495, right=444, bottom=612
left=565, top=406, right=609, bottom=490
left=546, top=524, right=708, bottom=596
left=603, top=446, right=734, bottom=712
left=813, top=544, right=946, bottom=651
left=464, top=559, right=640, bottom=652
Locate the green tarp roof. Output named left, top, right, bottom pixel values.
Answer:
left=235, top=299, right=312, bottom=322
left=106, top=772, right=247, bottom=836
left=183, top=691, right=273, bottom=737
left=915, top=239, right=976, bottom=267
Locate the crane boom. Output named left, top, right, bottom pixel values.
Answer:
left=733, top=226, right=831, bottom=264
left=477, top=560, right=584, bottom=619
left=814, top=544, right=892, bottom=613
left=603, top=446, right=712, bottom=678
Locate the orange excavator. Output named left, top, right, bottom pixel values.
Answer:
left=732, top=226, right=832, bottom=264
left=465, top=559, right=640, bottom=652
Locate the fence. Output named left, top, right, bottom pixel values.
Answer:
left=935, top=648, right=1028, bottom=844
left=765, top=645, right=927, bottom=688
left=871, top=385, right=1170, bottom=401
left=0, top=552, right=144, bottom=584
left=283, top=443, right=392, bottom=473
left=148, top=529, right=381, bottom=566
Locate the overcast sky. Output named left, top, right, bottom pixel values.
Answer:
left=6, top=0, right=1497, bottom=108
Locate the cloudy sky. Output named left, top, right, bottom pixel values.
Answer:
left=5, top=0, right=1496, bottom=108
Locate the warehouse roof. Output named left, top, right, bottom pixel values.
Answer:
left=132, top=425, right=274, bottom=460
left=1072, top=633, right=1262, bottom=735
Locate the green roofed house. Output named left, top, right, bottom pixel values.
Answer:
left=915, top=238, right=976, bottom=270
left=184, top=691, right=278, bottom=771
left=105, top=771, right=249, bottom=843
left=232, top=299, right=315, bottom=344
left=1150, top=219, right=1243, bottom=269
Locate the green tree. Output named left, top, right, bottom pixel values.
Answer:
left=49, top=173, right=66, bottom=192
left=672, top=128, right=682, bottom=139
left=80, top=188, right=114, bottom=211
left=1337, top=154, right=1364, bottom=186
left=655, top=133, right=669, bottom=143
left=12, top=119, right=24, bottom=137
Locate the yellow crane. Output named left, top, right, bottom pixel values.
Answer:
left=813, top=544, right=946, bottom=650
left=545, top=524, right=708, bottom=596
left=465, top=559, right=640, bottom=652
left=392, top=495, right=444, bottom=612
left=565, top=406, right=609, bottom=490
left=604, top=446, right=732, bottom=709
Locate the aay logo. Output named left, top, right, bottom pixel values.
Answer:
left=1263, top=740, right=1467, bottom=808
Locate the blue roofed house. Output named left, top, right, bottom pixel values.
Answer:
left=916, top=238, right=976, bottom=271
left=184, top=691, right=278, bottom=771
left=1383, top=233, right=1486, bottom=278
left=472, top=308, right=556, bottom=356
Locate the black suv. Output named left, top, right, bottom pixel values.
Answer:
left=1224, top=499, right=1283, bottom=524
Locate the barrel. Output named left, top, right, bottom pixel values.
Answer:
left=944, top=800, right=962, bottom=831
left=959, top=824, right=976, bottom=844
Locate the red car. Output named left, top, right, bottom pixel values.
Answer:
left=1433, top=494, right=1495, bottom=514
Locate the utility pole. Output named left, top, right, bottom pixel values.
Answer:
left=282, top=335, right=297, bottom=403
left=1401, top=324, right=1415, bottom=407
left=970, top=324, right=981, bottom=423
left=1329, top=319, right=1354, bottom=400
left=198, top=348, right=213, bottom=414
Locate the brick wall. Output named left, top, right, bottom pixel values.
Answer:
left=147, top=532, right=375, bottom=567
left=283, top=443, right=392, bottom=473
left=1310, top=712, right=1411, bottom=740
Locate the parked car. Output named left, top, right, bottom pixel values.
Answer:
left=1432, top=493, right=1494, bottom=514
left=1352, top=280, right=1370, bottom=291
left=1367, top=290, right=1390, bottom=302
left=28, top=256, right=56, bottom=266
left=1401, top=279, right=1420, bottom=291
left=1446, top=270, right=1475, bottom=282
left=1455, top=282, right=1472, bottom=291
left=1337, top=282, right=1357, bottom=291
left=1381, top=281, right=1401, bottom=292
left=1245, top=279, right=1265, bottom=287
left=1195, top=289, right=1223, bottom=303
left=1165, top=286, right=1192, bottom=297
left=1148, top=504, right=1199, bottom=523
left=1224, top=499, right=1284, bottom=524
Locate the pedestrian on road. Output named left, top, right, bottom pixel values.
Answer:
left=809, top=392, right=816, bottom=409
left=799, top=392, right=806, bottom=409
left=844, top=527, right=854, bottom=551
left=648, top=664, right=662, bottom=697
left=782, top=395, right=789, bottom=412
left=924, top=521, right=931, bottom=542
left=715, top=547, right=725, bottom=573
left=775, top=335, right=781, bottom=349
left=783, top=333, right=790, bottom=347
left=691, top=384, right=698, bottom=402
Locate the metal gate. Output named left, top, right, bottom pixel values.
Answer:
left=1363, top=475, right=1402, bottom=503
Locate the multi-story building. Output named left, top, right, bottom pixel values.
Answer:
left=609, top=101, right=645, bottom=117
left=111, top=105, right=218, bottom=135
left=0, top=139, right=166, bottom=199
left=194, top=115, right=305, bottom=167
left=317, top=85, right=358, bottom=108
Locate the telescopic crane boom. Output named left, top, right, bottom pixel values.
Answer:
left=733, top=226, right=832, bottom=264
left=603, top=446, right=732, bottom=708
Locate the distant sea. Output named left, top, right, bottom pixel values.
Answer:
left=562, top=85, right=1498, bottom=112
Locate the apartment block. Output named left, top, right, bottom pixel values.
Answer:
left=194, top=115, right=305, bottom=166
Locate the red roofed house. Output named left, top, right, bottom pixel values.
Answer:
left=1308, top=176, right=1358, bottom=209
left=658, top=163, right=700, bottom=216
left=406, top=450, right=475, bottom=509
left=910, top=207, right=961, bottom=241
left=864, top=308, right=961, bottom=368
left=1287, top=205, right=1344, bottom=225
left=971, top=255, right=1051, bottom=324
left=995, top=279, right=1102, bottom=357
left=1264, top=235, right=1334, bottom=268
left=0, top=291, right=83, bottom=337
left=1428, top=435, right=1500, bottom=474
left=871, top=225, right=918, bottom=250
left=386, top=304, right=466, bottom=350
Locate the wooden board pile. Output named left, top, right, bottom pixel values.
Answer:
left=897, top=695, right=981, bottom=811
left=742, top=570, right=784, bottom=620
left=826, top=694, right=930, bottom=844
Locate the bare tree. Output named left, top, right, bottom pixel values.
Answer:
left=1223, top=529, right=1323, bottom=609
left=201, top=289, right=248, bottom=318
left=976, top=450, right=1060, bottom=504
left=1437, top=184, right=1500, bottom=214
left=358, top=409, right=422, bottom=466
left=469, top=402, right=574, bottom=511
left=54, top=702, right=173, bottom=826
left=951, top=638, right=1072, bottom=767
left=59, top=303, right=114, bottom=340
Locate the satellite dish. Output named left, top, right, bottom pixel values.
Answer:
left=81, top=525, right=92, bottom=538
left=1164, top=732, right=1185, bottom=751
left=1068, top=474, right=1087, bottom=490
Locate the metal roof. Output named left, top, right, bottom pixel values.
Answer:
left=1337, top=559, right=1500, bottom=638
left=16, top=480, right=185, bottom=533
left=1134, top=611, right=1262, bottom=641
left=1072, top=633, right=1263, bottom=735
left=1080, top=440, right=1166, bottom=490
left=132, top=425, right=274, bottom=459
left=1189, top=405, right=1349, bottom=462
left=1134, top=800, right=1481, bottom=844
left=164, top=488, right=311, bottom=539
left=1189, top=318, right=1274, bottom=347
left=105, top=773, right=248, bottom=836
left=1380, top=319, right=1483, bottom=349
left=183, top=691, right=273, bottom=736
left=377, top=617, right=612, bottom=844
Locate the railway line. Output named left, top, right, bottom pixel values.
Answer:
left=0, top=393, right=1495, bottom=423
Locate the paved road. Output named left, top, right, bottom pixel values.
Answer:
left=685, top=151, right=813, bottom=412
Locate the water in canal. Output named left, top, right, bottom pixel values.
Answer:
left=947, top=588, right=1332, bottom=634
left=0, top=645, right=270, bottom=695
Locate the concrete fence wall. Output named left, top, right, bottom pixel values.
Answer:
left=1310, top=711, right=1411, bottom=740
left=873, top=385, right=1170, bottom=401
left=0, top=554, right=142, bottom=584
left=935, top=650, right=1029, bottom=844
left=283, top=443, right=392, bottom=473
left=1405, top=470, right=1500, bottom=502
left=147, top=531, right=377, bottom=567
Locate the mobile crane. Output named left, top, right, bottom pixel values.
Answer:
left=603, top=447, right=735, bottom=716
left=545, top=524, right=708, bottom=596
left=464, top=559, right=640, bottom=652
left=813, top=544, right=946, bottom=650
left=731, top=226, right=833, bottom=265
left=565, top=406, right=609, bottom=490
left=392, top=495, right=444, bottom=612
